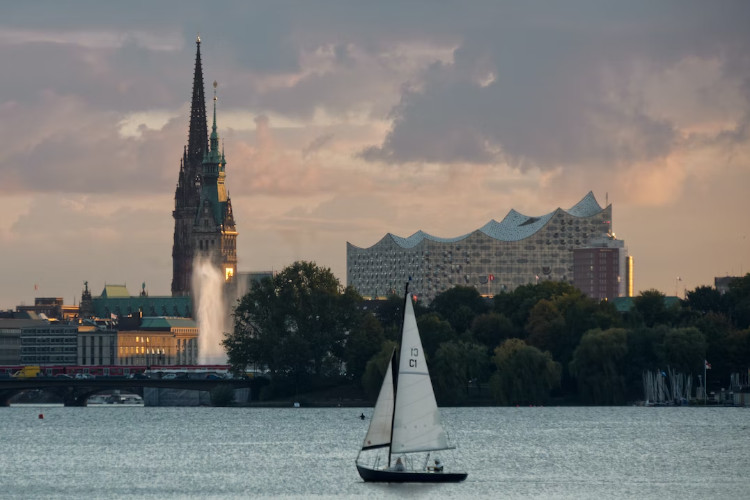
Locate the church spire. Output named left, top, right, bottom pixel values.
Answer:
left=187, top=35, right=208, bottom=169
left=209, top=80, right=219, bottom=155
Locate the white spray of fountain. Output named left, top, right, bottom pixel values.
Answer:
left=191, top=256, right=228, bottom=365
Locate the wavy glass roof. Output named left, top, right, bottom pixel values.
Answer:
left=380, top=192, right=603, bottom=248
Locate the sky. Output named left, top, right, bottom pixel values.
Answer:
left=1, top=1, right=749, bottom=309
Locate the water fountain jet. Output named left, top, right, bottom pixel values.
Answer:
left=191, top=256, right=228, bottom=365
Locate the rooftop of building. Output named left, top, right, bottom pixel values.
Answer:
left=353, top=191, right=609, bottom=250
left=611, top=296, right=681, bottom=312
left=133, top=317, right=197, bottom=330
left=100, top=285, right=131, bottom=298
left=0, top=318, right=51, bottom=329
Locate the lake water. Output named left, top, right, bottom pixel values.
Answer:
left=1, top=406, right=748, bottom=499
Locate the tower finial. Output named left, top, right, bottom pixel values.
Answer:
left=196, top=33, right=201, bottom=44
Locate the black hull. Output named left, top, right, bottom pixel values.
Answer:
left=356, top=464, right=467, bottom=483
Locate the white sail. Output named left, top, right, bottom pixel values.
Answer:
left=361, top=350, right=395, bottom=450
left=391, top=294, right=450, bottom=454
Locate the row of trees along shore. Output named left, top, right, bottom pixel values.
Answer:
left=223, top=261, right=750, bottom=406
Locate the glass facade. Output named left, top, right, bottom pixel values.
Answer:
left=347, top=193, right=623, bottom=303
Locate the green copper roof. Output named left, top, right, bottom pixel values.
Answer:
left=611, top=296, right=681, bottom=312
left=101, top=285, right=131, bottom=298
left=92, top=295, right=192, bottom=318
left=140, top=317, right=197, bottom=330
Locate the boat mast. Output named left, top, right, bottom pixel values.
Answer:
left=388, top=280, right=410, bottom=468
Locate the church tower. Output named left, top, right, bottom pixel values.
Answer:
left=192, top=81, right=238, bottom=281
left=172, top=37, right=237, bottom=295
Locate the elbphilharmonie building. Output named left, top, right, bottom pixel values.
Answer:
left=346, top=192, right=632, bottom=303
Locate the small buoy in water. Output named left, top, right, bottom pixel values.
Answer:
left=38, top=414, right=44, bottom=419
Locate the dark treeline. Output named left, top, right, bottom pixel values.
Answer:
left=223, top=261, right=750, bottom=405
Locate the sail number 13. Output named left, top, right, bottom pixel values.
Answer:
left=409, top=347, right=419, bottom=367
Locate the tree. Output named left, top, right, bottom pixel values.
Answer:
left=725, top=328, right=750, bottom=374
left=470, top=312, right=516, bottom=350
left=694, top=313, right=734, bottom=383
left=431, top=340, right=491, bottom=405
left=622, top=326, right=667, bottom=400
left=223, top=261, right=360, bottom=394
left=684, top=286, right=726, bottom=316
left=660, top=327, right=706, bottom=374
left=416, top=313, right=455, bottom=360
left=632, top=289, right=678, bottom=327
left=569, top=328, right=628, bottom=404
left=343, top=313, right=385, bottom=385
left=524, top=291, right=615, bottom=396
left=493, top=281, right=580, bottom=331
left=525, top=299, right=565, bottom=354
left=727, top=273, right=750, bottom=328
left=430, top=286, right=488, bottom=333
left=489, top=338, right=561, bottom=405
left=361, top=340, right=397, bottom=400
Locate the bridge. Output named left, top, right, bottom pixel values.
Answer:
left=0, top=377, right=267, bottom=407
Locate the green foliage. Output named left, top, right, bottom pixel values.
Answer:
left=727, top=273, right=750, bottom=328
left=621, top=326, right=666, bottom=399
left=361, top=341, right=397, bottom=400
left=416, top=313, right=456, bottom=360
left=660, top=327, right=706, bottom=373
left=489, top=339, right=561, bottom=405
left=343, top=313, right=385, bottom=385
left=632, top=289, right=678, bottom=327
left=223, top=261, right=362, bottom=391
left=431, top=340, right=491, bottom=405
left=493, top=280, right=579, bottom=330
left=470, top=312, right=516, bottom=350
left=725, top=328, right=750, bottom=373
left=684, top=286, right=726, bottom=315
left=524, top=290, right=618, bottom=393
left=570, top=328, right=628, bottom=404
left=525, top=299, right=566, bottom=353
left=430, top=286, right=489, bottom=333
left=376, top=293, right=410, bottom=341
left=224, top=272, right=750, bottom=405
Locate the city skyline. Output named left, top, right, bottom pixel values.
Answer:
left=1, top=1, right=749, bottom=309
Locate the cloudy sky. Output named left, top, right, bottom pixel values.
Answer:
left=1, top=1, right=749, bottom=309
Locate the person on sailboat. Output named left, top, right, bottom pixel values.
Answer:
left=393, top=457, right=405, bottom=472
left=432, top=459, right=443, bottom=472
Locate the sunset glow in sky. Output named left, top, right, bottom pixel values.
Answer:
left=1, top=1, right=749, bottom=309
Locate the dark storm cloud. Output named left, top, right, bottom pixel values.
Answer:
left=2, top=0, right=749, bottom=193
left=361, top=2, right=750, bottom=169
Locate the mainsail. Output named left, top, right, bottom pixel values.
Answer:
left=361, top=350, right=395, bottom=450
left=355, top=288, right=467, bottom=483
left=391, top=294, right=450, bottom=454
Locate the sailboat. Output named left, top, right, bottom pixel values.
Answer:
left=355, top=285, right=468, bottom=483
